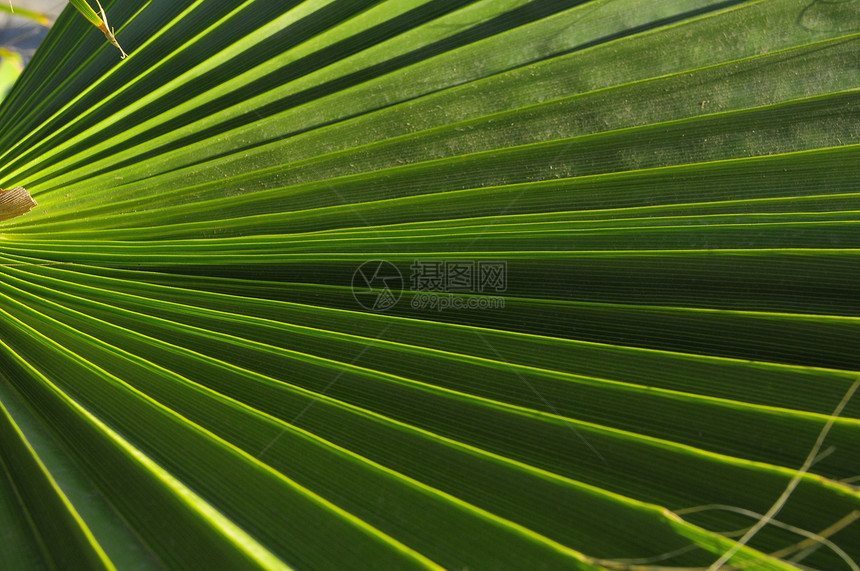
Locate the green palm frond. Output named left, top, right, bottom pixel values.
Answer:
left=0, top=1, right=858, bottom=569
left=5, top=1, right=126, bottom=57
left=0, top=3, right=51, bottom=26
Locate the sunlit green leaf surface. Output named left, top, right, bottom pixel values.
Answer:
left=0, top=0, right=858, bottom=569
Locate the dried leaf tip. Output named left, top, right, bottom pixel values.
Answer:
left=94, top=0, right=127, bottom=59
left=0, top=187, right=36, bottom=223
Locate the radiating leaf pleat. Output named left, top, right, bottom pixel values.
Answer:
left=0, top=0, right=858, bottom=569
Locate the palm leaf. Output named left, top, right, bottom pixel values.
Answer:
left=0, top=0, right=858, bottom=569
left=0, top=4, right=51, bottom=26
